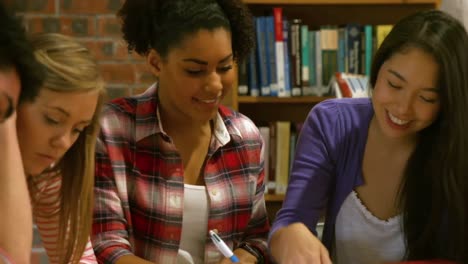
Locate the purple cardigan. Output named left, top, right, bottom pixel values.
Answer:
left=270, top=98, right=374, bottom=252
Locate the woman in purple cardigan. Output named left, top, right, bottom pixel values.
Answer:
left=269, top=10, right=467, bottom=264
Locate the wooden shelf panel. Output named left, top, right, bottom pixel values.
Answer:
left=265, top=194, right=285, bottom=202
left=238, top=96, right=334, bottom=104
left=243, top=0, right=437, bottom=4
left=247, top=4, right=436, bottom=26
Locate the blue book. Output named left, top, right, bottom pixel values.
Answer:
left=282, top=19, right=291, bottom=97
left=265, top=16, right=278, bottom=96
left=247, top=49, right=260, bottom=96
left=255, top=16, right=270, bottom=96
left=364, top=25, right=373, bottom=76
left=346, top=24, right=362, bottom=74
left=337, top=27, right=346, bottom=73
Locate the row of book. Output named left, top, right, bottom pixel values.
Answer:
left=259, top=74, right=370, bottom=195
left=238, top=7, right=392, bottom=98
left=260, top=121, right=303, bottom=195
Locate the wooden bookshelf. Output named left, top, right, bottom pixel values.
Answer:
left=230, top=0, right=440, bottom=222
left=238, top=95, right=333, bottom=104
left=243, top=0, right=440, bottom=5
left=265, top=194, right=286, bottom=202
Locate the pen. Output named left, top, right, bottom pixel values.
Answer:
left=209, top=230, right=239, bottom=263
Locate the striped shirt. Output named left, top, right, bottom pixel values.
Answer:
left=31, top=173, right=97, bottom=263
left=92, top=84, right=270, bottom=264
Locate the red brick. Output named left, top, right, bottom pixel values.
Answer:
left=134, top=63, right=157, bottom=85
left=5, top=0, right=55, bottom=14
left=97, top=16, right=122, bottom=37
left=128, top=51, right=147, bottom=62
left=60, top=0, right=124, bottom=14
left=27, top=16, right=96, bottom=37
left=105, top=86, right=131, bottom=101
left=81, top=40, right=128, bottom=61
left=27, top=17, right=60, bottom=34
left=99, top=63, right=136, bottom=84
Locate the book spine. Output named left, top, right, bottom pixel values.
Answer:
left=290, top=19, right=302, bottom=96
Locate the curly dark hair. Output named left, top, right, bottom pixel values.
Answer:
left=0, top=3, right=44, bottom=103
left=117, top=0, right=255, bottom=63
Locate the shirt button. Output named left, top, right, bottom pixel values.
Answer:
left=211, top=189, right=218, bottom=196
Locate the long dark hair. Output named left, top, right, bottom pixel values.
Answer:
left=117, top=0, right=255, bottom=63
left=0, top=3, right=44, bottom=103
left=370, top=10, right=468, bottom=263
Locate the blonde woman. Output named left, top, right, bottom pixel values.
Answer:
left=16, top=33, right=105, bottom=263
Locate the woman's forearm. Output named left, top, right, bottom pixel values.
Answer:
left=0, top=116, right=33, bottom=264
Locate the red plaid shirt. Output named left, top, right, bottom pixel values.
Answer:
left=92, top=85, right=270, bottom=264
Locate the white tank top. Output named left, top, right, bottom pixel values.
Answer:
left=334, top=191, right=405, bottom=264
left=177, top=184, right=209, bottom=264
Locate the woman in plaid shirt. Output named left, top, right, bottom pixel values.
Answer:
left=92, top=0, right=269, bottom=264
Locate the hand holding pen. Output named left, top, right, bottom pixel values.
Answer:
left=209, top=230, right=240, bottom=263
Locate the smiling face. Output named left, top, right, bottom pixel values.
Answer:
left=372, top=47, right=441, bottom=140
left=148, top=28, right=235, bottom=124
left=16, top=88, right=99, bottom=176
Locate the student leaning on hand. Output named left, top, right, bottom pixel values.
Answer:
left=0, top=3, right=44, bottom=263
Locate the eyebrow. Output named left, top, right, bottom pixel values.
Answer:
left=182, top=54, right=233, bottom=65
left=388, top=69, right=407, bottom=83
left=48, top=106, right=70, bottom=117
left=47, top=106, right=92, bottom=124
left=388, top=69, right=439, bottom=93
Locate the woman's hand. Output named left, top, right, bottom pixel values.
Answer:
left=218, top=248, right=257, bottom=264
left=270, top=222, right=332, bottom=264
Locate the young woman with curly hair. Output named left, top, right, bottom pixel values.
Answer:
left=91, top=1, right=269, bottom=264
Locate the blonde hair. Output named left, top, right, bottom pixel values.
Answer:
left=28, top=33, right=105, bottom=264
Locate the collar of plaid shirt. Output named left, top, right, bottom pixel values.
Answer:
left=134, top=83, right=242, bottom=144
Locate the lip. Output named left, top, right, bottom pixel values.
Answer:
left=192, top=97, right=221, bottom=108
left=37, top=153, right=57, bottom=164
left=385, top=110, right=411, bottom=130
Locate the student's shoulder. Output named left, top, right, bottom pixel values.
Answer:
left=314, top=97, right=371, bottom=112
left=104, top=95, right=139, bottom=115
left=312, top=98, right=372, bottom=122
left=103, top=86, right=156, bottom=118
left=219, top=105, right=260, bottom=140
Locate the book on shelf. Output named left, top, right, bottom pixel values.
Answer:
left=273, top=7, right=286, bottom=97
left=290, top=18, right=302, bottom=97
left=330, top=72, right=369, bottom=98
left=259, top=127, right=270, bottom=194
left=241, top=7, right=394, bottom=98
left=255, top=16, right=270, bottom=96
left=275, top=121, right=290, bottom=194
left=259, top=121, right=303, bottom=196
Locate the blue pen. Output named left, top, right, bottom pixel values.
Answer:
left=209, top=230, right=239, bottom=263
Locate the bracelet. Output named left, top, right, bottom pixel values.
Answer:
left=237, top=242, right=265, bottom=264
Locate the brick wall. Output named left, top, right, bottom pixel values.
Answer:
left=6, top=0, right=157, bottom=101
